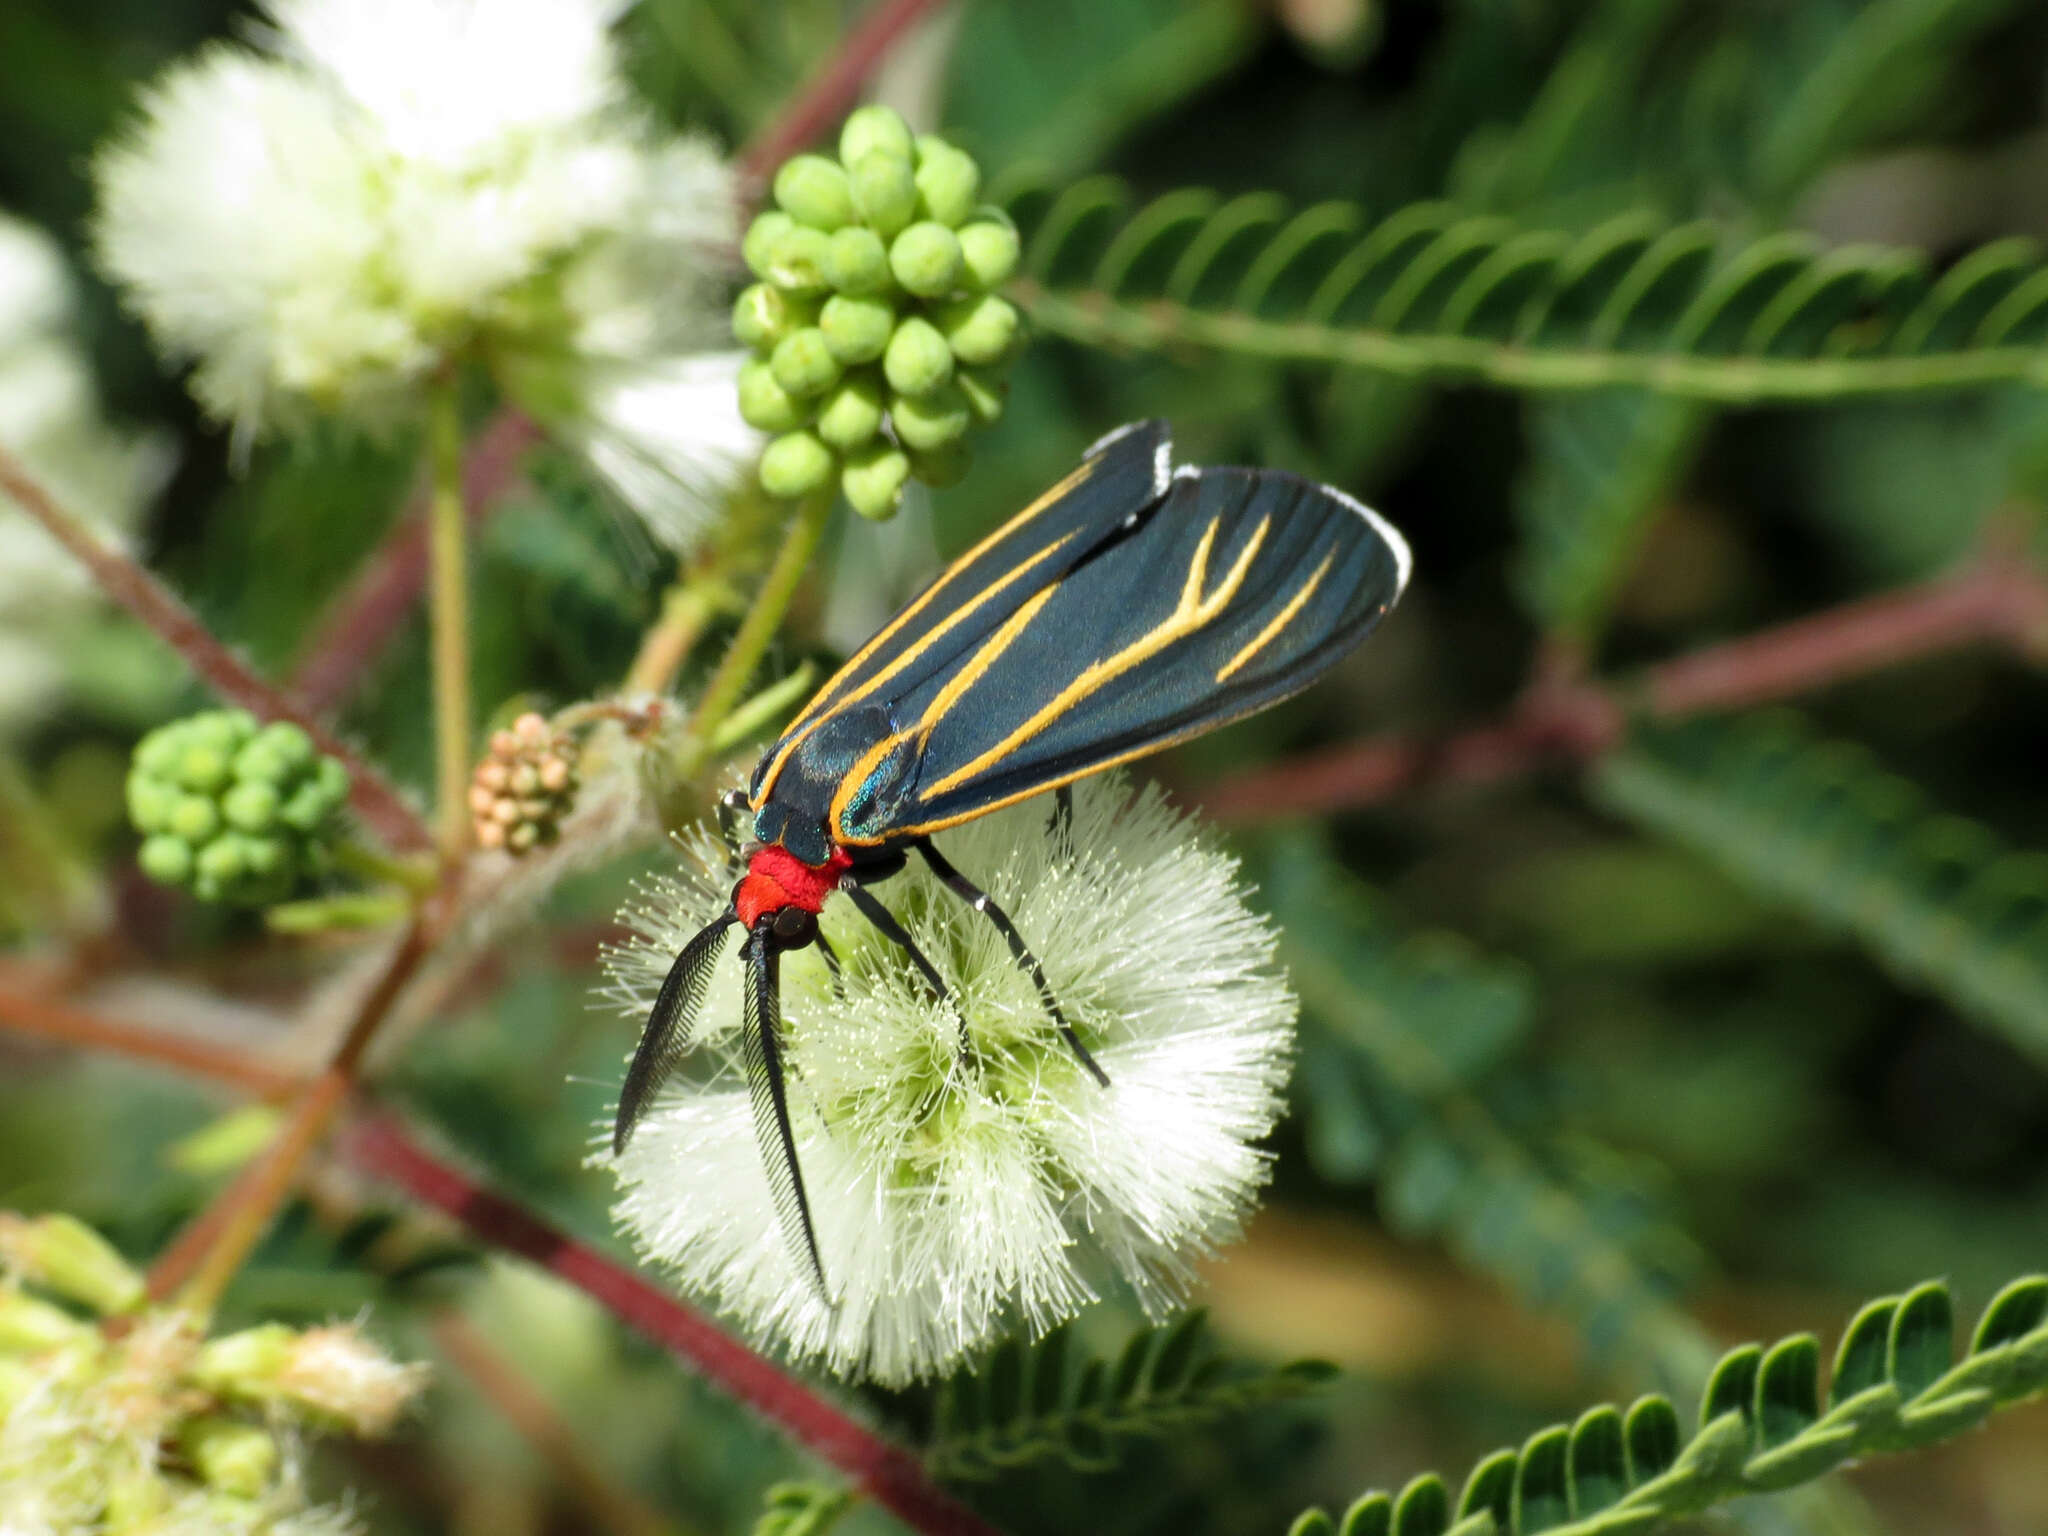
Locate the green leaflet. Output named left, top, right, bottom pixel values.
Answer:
left=1594, top=712, right=2048, bottom=1071
left=1287, top=1276, right=2048, bottom=1536
left=752, top=1481, right=852, bottom=1536
left=924, top=1311, right=1334, bottom=1481
left=1010, top=191, right=2048, bottom=402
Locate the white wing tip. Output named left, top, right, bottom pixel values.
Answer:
left=1082, top=419, right=1175, bottom=498
left=1319, top=480, right=1412, bottom=599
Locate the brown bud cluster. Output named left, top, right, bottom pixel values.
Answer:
left=468, top=712, right=578, bottom=855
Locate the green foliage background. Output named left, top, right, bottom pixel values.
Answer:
left=4, top=0, right=2048, bottom=1532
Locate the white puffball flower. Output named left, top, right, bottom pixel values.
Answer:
left=597, top=776, right=1296, bottom=1385
left=0, top=213, right=167, bottom=735
left=92, top=0, right=755, bottom=552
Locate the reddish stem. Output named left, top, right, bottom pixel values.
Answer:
left=0, top=450, right=431, bottom=852
left=1200, top=553, right=2048, bottom=824
left=736, top=0, right=952, bottom=184
left=0, top=973, right=298, bottom=1096
left=292, top=411, right=542, bottom=718
left=343, top=1112, right=1002, bottom=1536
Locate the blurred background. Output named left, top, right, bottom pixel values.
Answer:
left=4, top=0, right=2048, bottom=1532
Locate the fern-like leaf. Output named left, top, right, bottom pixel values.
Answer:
left=1287, top=1276, right=2048, bottom=1536
left=1595, top=712, right=2048, bottom=1070
left=1010, top=188, right=2048, bottom=402
left=752, top=1482, right=852, bottom=1536
left=925, top=1312, right=1334, bottom=1481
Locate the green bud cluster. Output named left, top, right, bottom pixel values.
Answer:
left=735, top=106, right=1023, bottom=517
left=126, top=710, right=350, bottom=905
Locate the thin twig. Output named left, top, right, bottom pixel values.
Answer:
left=736, top=0, right=953, bottom=183
left=1199, top=550, right=2048, bottom=824
left=0, top=447, right=432, bottom=852
left=292, top=411, right=540, bottom=718
left=0, top=974, right=299, bottom=1096
left=343, top=1112, right=1002, bottom=1536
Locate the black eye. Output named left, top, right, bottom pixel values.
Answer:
left=772, top=908, right=818, bottom=946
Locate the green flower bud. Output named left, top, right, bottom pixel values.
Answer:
left=937, top=292, right=1020, bottom=366
left=0, top=1213, right=144, bottom=1316
left=179, top=1417, right=279, bottom=1499
left=769, top=327, right=843, bottom=398
left=957, top=366, right=1008, bottom=425
left=767, top=224, right=833, bottom=293
left=839, top=103, right=915, bottom=167
left=848, top=149, right=919, bottom=238
left=135, top=728, right=182, bottom=778
left=958, top=218, right=1021, bottom=289
left=197, top=835, right=248, bottom=888
left=253, top=721, right=314, bottom=775
left=313, top=755, right=348, bottom=804
left=909, top=440, right=973, bottom=488
left=739, top=358, right=812, bottom=432
left=192, top=1323, right=295, bottom=1396
left=280, top=782, right=335, bottom=834
left=883, top=315, right=954, bottom=396
left=241, top=835, right=290, bottom=880
left=823, top=225, right=892, bottom=295
left=0, top=1288, right=92, bottom=1353
left=222, top=780, right=280, bottom=833
left=231, top=741, right=285, bottom=785
left=774, top=154, right=855, bottom=229
left=760, top=431, right=836, bottom=498
left=169, top=794, right=220, bottom=844
left=139, top=835, right=194, bottom=886
left=889, top=221, right=964, bottom=298
left=188, top=710, right=255, bottom=754
left=892, top=381, right=970, bottom=451
left=914, top=139, right=981, bottom=226
left=733, top=283, right=807, bottom=350
left=819, top=294, right=895, bottom=364
left=127, top=773, right=175, bottom=834
left=743, top=210, right=797, bottom=279
left=176, top=742, right=231, bottom=794
left=816, top=372, right=885, bottom=449
left=841, top=441, right=912, bottom=519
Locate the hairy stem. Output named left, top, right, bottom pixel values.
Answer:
left=676, top=490, right=833, bottom=778
left=343, top=1112, right=1001, bottom=1536
left=427, top=379, right=474, bottom=861
left=292, top=410, right=540, bottom=718
left=1201, top=547, right=2048, bottom=824
left=0, top=447, right=431, bottom=851
left=622, top=576, right=724, bottom=697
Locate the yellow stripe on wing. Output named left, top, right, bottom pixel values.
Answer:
left=1214, top=548, right=1335, bottom=683
left=918, top=513, right=1273, bottom=801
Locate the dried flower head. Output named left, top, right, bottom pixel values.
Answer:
left=597, top=777, right=1295, bottom=1384
left=469, top=711, right=580, bottom=855
left=92, top=0, right=754, bottom=550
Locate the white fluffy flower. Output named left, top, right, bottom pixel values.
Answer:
left=0, top=214, right=166, bottom=735
left=598, top=777, right=1296, bottom=1384
left=92, top=0, right=755, bottom=550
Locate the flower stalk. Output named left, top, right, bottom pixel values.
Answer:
left=675, top=488, right=834, bottom=778
left=428, top=375, right=474, bottom=861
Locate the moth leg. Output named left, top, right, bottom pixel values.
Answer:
left=838, top=876, right=973, bottom=1061
left=1051, top=785, right=1074, bottom=840
left=914, top=839, right=1109, bottom=1087
left=714, top=787, right=751, bottom=847
left=814, top=928, right=845, bottom=998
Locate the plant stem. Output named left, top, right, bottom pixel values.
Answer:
left=343, top=1112, right=1002, bottom=1536
left=0, top=447, right=431, bottom=852
left=428, top=378, right=474, bottom=862
left=0, top=973, right=298, bottom=1096
left=330, top=837, right=440, bottom=895
left=1199, top=546, right=2048, bottom=824
left=0, top=753, right=99, bottom=934
left=676, top=490, right=833, bottom=779
left=622, top=576, right=724, bottom=697
left=292, top=410, right=540, bottom=718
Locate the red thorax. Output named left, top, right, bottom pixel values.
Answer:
left=733, top=844, right=852, bottom=928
